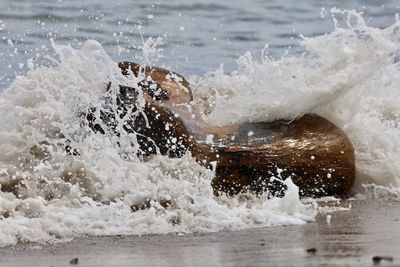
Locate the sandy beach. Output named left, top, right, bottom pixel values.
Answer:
left=0, top=199, right=399, bottom=267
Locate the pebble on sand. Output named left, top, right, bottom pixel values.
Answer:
left=372, top=255, right=393, bottom=263
left=70, top=258, right=79, bottom=264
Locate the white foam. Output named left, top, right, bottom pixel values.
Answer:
left=2, top=9, right=399, bottom=247
left=192, top=10, right=400, bottom=191
left=0, top=39, right=315, bottom=247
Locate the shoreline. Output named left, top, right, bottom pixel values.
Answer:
left=1, top=199, right=399, bottom=266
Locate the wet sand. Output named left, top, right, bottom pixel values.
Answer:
left=0, top=199, right=399, bottom=267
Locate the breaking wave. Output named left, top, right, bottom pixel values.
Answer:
left=0, top=10, right=398, bottom=247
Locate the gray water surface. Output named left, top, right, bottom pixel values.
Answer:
left=0, top=0, right=399, bottom=88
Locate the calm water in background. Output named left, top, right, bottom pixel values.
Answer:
left=0, top=0, right=399, bottom=88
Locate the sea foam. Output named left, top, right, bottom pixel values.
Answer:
left=0, top=10, right=398, bottom=247
left=193, top=10, right=400, bottom=191
left=0, top=39, right=314, bottom=248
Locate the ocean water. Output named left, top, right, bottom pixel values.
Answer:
left=1, top=0, right=399, bottom=87
left=0, top=1, right=400, bottom=247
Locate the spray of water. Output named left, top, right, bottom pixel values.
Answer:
left=0, top=10, right=398, bottom=247
left=193, top=9, right=400, bottom=190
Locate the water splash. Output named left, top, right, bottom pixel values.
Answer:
left=1, top=9, right=399, bottom=247
left=0, top=38, right=315, bottom=247
left=192, top=10, right=400, bottom=190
